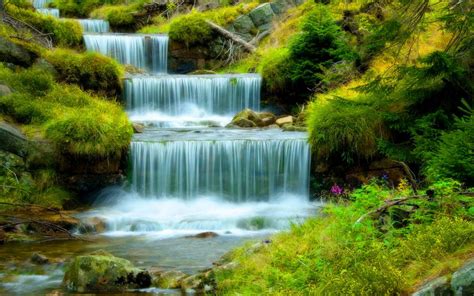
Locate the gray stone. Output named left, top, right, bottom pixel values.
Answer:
left=0, top=37, right=37, bottom=67
left=0, top=122, right=30, bottom=157
left=132, top=123, right=144, bottom=133
left=270, top=0, right=292, bottom=14
left=233, top=15, right=256, bottom=34
left=412, top=276, right=451, bottom=296
left=0, top=84, right=12, bottom=96
left=258, top=22, right=273, bottom=32
left=248, top=3, right=275, bottom=27
left=451, top=260, right=474, bottom=296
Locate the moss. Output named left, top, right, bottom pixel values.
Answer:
left=6, top=4, right=83, bottom=47
left=44, top=48, right=124, bottom=97
left=90, top=4, right=137, bottom=30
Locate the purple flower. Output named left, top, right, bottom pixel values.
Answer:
left=330, top=184, right=344, bottom=195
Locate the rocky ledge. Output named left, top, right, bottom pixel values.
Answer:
left=226, top=108, right=306, bottom=131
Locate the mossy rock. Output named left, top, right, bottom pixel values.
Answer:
left=248, top=3, right=275, bottom=27
left=63, top=250, right=151, bottom=292
left=232, top=15, right=256, bottom=34
left=153, top=270, right=187, bottom=289
left=0, top=37, right=37, bottom=67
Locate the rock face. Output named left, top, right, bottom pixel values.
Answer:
left=0, top=37, right=38, bottom=67
left=249, top=3, right=275, bottom=29
left=412, top=259, right=474, bottom=296
left=64, top=250, right=151, bottom=293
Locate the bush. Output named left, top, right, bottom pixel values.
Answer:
left=168, top=10, right=212, bottom=46
left=288, top=5, right=357, bottom=100
left=44, top=49, right=124, bottom=97
left=215, top=182, right=474, bottom=295
left=90, top=4, right=137, bottom=29
left=258, top=48, right=291, bottom=94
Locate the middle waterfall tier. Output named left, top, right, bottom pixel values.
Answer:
left=130, top=129, right=310, bottom=202
left=125, top=74, right=261, bottom=115
left=84, top=34, right=168, bottom=73
left=78, top=19, right=110, bottom=33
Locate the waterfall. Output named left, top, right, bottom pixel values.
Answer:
left=83, top=34, right=168, bottom=73
left=33, top=0, right=52, bottom=8
left=125, top=74, right=261, bottom=115
left=130, top=130, right=310, bottom=202
left=36, top=8, right=59, bottom=17
left=78, top=19, right=110, bottom=33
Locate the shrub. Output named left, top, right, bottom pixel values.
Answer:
left=168, top=10, right=212, bottom=46
left=90, top=4, right=136, bottom=29
left=44, top=49, right=124, bottom=97
left=258, top=48, right=291, bottom=94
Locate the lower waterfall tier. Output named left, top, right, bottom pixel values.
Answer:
left=130, top=128, right=310, bottom=201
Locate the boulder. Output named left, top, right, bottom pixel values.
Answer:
left=63, top=250, right=151, bottom=292
left=271, top=0, right=292, bottom=14
left=132, top=123, right=144, bottom=133
left=31, top=253, right=50, bottom=265
left=248, top=3, right=275, bottom=27
left=412, top=276, right=451, bottom=296
left=186, top=231, right=219, bottom=239
left=78, top=217, right=107, bottom=234
left=232, top=15, right=257, bottom=35
left=0, top=37, right=37, bottom=67
left=275, top=116, right=293, bottom=126
left=0, top=84, right=12, bottom=97
left=227, top=108, right=261, bottom=128
left=451, top=259, right=474, bottom=296
left=259, top=112, right=276, bottom=126
left=0, top=122, right=30, bottom=157
left=153, top=270, right=187, bottom=289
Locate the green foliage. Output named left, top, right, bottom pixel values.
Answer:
left=258, top=48, right=291, bottom=94
left=44, top=48, right=124, bottom=97
left=90, top=1, right=146, bottom=29
left=7, top=5, right=83, bottom=47
left=168, top=10, right=212, bottom=46
left=215, top=182, right=474, bottom=295
left=287, top=5, right=357, bottom=100
left=52, top=0, right=125, bottom=17
left=0, top=64, right=132, bottom=158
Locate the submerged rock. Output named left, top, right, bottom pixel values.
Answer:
left=63, top=250, right=151, bottom=292
left=31, top=253, right=50, bottom=265
left=186, top=231, right=219, bottom=239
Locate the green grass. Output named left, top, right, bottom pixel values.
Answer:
left=44, top=48, right=124, bottom=98
left=215, top=180, right=474, bottom=295
left=0, top=64, right=132, bottom=158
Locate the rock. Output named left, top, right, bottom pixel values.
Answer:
left=275, top=116, right=293, bottom=126
left=451, top=259, right=474, bottom=296
left=249, top=3, right=275, bottom=27
left=0, top=84, right=12, bottom=97
left=63, top=250, right=151, bottom=292
left=187, top=231, right=219, bottom=239
left=132, top=123, right=144, bottom=133
left=281, top=124, right=307, bottom=132
left=271, top=0, right=292, bottom=14
left=412, top=276, right=451, bottom=296
left=79, top=217, right=107, bottom=234
left=0, top=37, right=38, bottom=67
left=258, top=112, right=276, bottom=126
left=232, top=15, right=257, bottom=35
left=0, top=122, right=30, bottom=158
left=227, top=117, right=257, bottom=128
left=180, top=274, right=203, bottom=291
left=153, top=270, right=187, bottom=289
left=189, top=69, right=217, bottom=75
left=31, top=253, right=49, bottom=265
left=266, top=124, right=280, bottom=129
left=227, top=108, right=260, bottom=128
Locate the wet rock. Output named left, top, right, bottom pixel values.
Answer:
left=187, top=231, right=219, bottom=239
left=31, top=253, right=49, bottom=265
left=63, top=250, right=151, bottom=292
left=180, top=274, right=203, bottom=291
left=132, top=123, right=145, bottom=133
left=153, top=270, right=187, bottom=289
left=248, top=3, right=275, bottom=28
left=0, top=122, right=30, bottom=158
left=412, top=276, right=451, bottom=296
left=451, top=259, right=474, bottom=295
left=281, top=124, right=307, bottom=132
left=0, top=84, right=12, bottom=96
left=79, top=217, right=107, bottom=234
left=275, top=116, right=293, bottom=126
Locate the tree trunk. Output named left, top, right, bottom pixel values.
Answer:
left=205, top=20, right=256, bottom=53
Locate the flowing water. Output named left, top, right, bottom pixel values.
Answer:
left=36, top=8, right=60, bottom=17
left=84, top=34, right=169, bottom=73
left=32, top=0, right=52, bottom=9
left=78, top=19, right=110, bottom=33
left=0, top=7, right=319, bottom=294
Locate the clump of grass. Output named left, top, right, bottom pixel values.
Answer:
left=215, top=181, right=474, bottom=295
left=0, top=64, right=132, bottom=158
left=44, top=48, right=124, bottom=97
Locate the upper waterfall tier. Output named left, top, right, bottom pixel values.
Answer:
left=78, top=19, right=109, bottom=33
left=83, top=34, right=168, bottom=73
left=33, top=0, right=52, bottom=8
left=125, top=74, right=261, bottom=116
left=37, top=8, right=59, bottom=17
left=130, top=128, right=310, bottom=202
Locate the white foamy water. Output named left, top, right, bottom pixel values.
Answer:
left=0, top=270, right=63, bottom=295
left=36, top=8, right=59, bottom=17
left=80, top=188, right=319, bottom=239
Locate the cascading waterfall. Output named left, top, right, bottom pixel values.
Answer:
left=130, top=130, right=310, bottom=201
left=36, top=8, right=60, bottom=17
left=78, top=19, right=110, bottom=33
left=83, top=34, right=168, bottom=73
left=125, top=74, right=261, bottom=115
left=32, top=0, right=52, bottom=8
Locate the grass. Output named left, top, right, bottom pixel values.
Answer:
left=0, top=64, right=133, bottom=158
left=215, top=180, right=474, bottom=295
